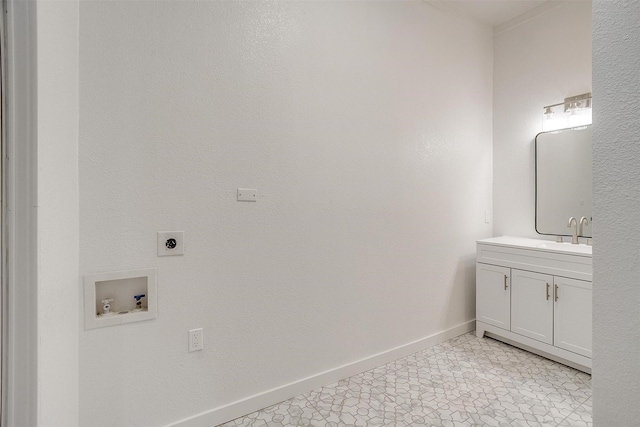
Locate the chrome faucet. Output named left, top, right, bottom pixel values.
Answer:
left=567, top=217, right=578, bottom=244
left=578, top=216, right=589, bottom=238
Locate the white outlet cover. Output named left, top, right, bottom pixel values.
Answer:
left=189, top=328, right=204, bottom=352
left=157, top=231, right=185, bottom=256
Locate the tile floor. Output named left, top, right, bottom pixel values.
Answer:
left=218, top=331, right=592, bottom=427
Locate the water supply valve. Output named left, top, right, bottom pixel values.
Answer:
left=133, top=294, right=146, bottom=311
left=101, top=298, right=114, bottom=315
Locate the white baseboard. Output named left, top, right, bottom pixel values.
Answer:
left=166, top=320, right=475, bottom=427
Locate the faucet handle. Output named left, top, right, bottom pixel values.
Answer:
left=556, top=236, right=563, bottom=243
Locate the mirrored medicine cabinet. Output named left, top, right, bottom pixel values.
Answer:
left=535, top=125, right=592, bottom=238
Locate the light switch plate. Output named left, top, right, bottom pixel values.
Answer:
left=157, top=231, right=184, bottom=256
left=237, top=188, right=257, bottom=202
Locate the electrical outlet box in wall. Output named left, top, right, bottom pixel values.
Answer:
left=83, top=268, right=157, bottom=330
left=237, top=188, right=257, bottom=202
left=157, top=231, right=184, bottom=256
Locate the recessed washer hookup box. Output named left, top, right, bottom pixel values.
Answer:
left=84, top=268, right=157, bottom=330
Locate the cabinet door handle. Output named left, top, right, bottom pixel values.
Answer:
left=546, top=283, right=550, bottom=300
left=504, top=274, right=508, bottom=290
left=555, top=284, right=559, bottom=302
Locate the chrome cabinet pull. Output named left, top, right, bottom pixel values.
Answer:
left=504, top=274, right=508, bottom=290
left=546, top=283, right=550, bottom=300
left=555, top=284, right=559, bottom=302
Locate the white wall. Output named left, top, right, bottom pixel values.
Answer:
left=78, top=1, right=492, bottom=426
left=592, top=1, right=640, bottom=424
left=493, top=2, right=592, bottom=239
left=36, top=0, right=80, bottom=426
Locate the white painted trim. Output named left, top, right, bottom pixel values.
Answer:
left=165, top=320, right=475, bottom=427
left=420, top=0, right=491, bottom=31
left=3, top=1, right=38, bottom=425
left=493, top=2, right=565, bottom=37
left=0, top=1, right=6, bottom=422
left=422, top=0, right=567, bottom=36
left=476, top=321, right=591, bottom=373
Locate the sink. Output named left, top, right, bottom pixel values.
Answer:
left=535, top=241, right=592, bottom=255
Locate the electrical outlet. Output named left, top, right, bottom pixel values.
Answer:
left=157, top=231, right=184, bottom=256
left=189, top=328, right=203, bottom=352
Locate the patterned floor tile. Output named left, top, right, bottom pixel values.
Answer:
left=479, top=387, right=576, bottom=426
left=576, top=372, right=592, bottom=387
left=223, top=415, right=268, bottom=427
left=216, top=331, right=592, bottom=427
left=438, top=332, right=479, bottom=349
left=558, top=398, right=592, bottom=427
left=226, top=396, right=325, bottom=427
left=305, top=373, right=408, bottom=426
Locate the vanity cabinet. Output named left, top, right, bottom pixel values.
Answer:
left=553, top=276, right=592, bottom=358
left=511, top=269, right=554, bottom=345
left=476, top=236, right=592, bottom=372
left=476, top=263, right=510, bottom=330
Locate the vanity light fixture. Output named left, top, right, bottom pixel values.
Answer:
left=542, top=92, right=592, bottom=132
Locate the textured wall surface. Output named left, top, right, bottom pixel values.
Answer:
left=78, top=1, right=492, bottom=426
left=493, top=2, right=592, bottom=238
left=592, top=1, right=640, bottom=424
left=36, top=1, right=80, bottom=426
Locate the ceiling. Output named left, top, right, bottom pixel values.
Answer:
left=446, top=0, right=550, bottom=27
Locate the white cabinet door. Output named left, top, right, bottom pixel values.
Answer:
left=511, top=269, right=554, bottom=345
left=476, top=263, right=510, bottom=330
left=554, top=277, right=592, bottom=357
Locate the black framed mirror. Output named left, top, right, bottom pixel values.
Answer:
left=535, top=126, right=592, bottom=237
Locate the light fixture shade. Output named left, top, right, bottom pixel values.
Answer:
left=543, top=92, right=592, bottom=132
